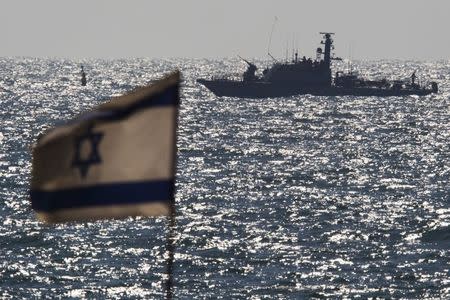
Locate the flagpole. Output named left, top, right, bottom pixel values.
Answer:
left=166, top=72, right=180, bottom=299
left=165, top=205, right=176, bottom=300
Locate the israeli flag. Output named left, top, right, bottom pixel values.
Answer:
left=30, top=72, right=180, bottom=223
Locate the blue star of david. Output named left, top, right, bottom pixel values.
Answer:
left=72, top=126, right=104, bottom=178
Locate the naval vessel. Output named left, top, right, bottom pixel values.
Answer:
left=197, top=33, right=438, bottom=98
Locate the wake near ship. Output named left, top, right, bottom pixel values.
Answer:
left=197, top=33, right=438, bottom=98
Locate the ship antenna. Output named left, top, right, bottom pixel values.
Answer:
left=348, top=42, right=353, bottom=74
left=267, top=16, right=278, bottom=62
left=285, top=39, right=288, bottom=62
left=292, top=33, right=295, bottom=62
left=348, top=44, right=351, bottom=73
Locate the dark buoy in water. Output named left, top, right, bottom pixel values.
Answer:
left=80, top=65, right=87, bottom=86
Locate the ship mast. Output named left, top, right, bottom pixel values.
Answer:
left=319, top=32, right=334, bottom=67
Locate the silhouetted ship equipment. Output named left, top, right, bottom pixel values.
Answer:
left=197, top=33, right=438, bottom=98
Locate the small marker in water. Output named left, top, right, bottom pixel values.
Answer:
left=81, top=65, right=87, bottom=86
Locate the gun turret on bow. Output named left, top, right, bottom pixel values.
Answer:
left=238, top=55, right=258, bottom=82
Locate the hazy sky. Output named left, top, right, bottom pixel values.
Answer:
left=1, top=0, right=450, bottom=60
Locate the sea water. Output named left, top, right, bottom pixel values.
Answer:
left=0, top=57, right=449, bottom=298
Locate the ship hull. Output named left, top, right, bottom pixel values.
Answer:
left=197, top=79, right=434, bottom=98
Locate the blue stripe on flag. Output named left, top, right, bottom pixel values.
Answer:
left=31, top=180, right=174, bottom=212
left=102, top=84, right=179, bottom=121
left=69, top=84, right=179, bottom=125
left=93, top=85, right=180, bottom=121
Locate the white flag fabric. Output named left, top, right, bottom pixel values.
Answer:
left=30, top=72, right=180, bottom=223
